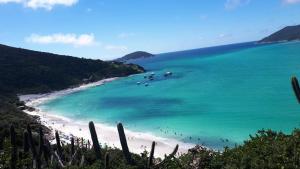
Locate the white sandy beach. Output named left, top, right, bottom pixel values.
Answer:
left=19, top=78, right=195, bottom=158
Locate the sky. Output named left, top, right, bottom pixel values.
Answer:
left=0, top=0, right=299, bottom=60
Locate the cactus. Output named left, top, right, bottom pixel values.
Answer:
left=10, top=125, right=17, bottom=169
left=147, top=141, right=156, bottom=168
left=55, top=130, right=63, bottom=159
left=23, top=131, right=29, bottom=152
left=68, top=149, right=78, bottom=166
left=89, top=121, right=101, bottom=159
left=71, top=137, right=75, bottom=155
left=38, top=127, right=49, bottom=166
left=80, top=155, right=85, bottom=167
left=117, top=123, right=135, bottom=165
left=0, top=133, right=4, bottom=151
left=54, top=151, right=65, bottom=168
left=45, top=140, right=52, bottom=166
left=43, top=145, right=49, bottom=167
left=0, top=139, right=3, bottom=151
left=291, top=76, right=300, bottom=103
left=169, top=144, right=179, bottom=157
left=87, top=140, right=90, bottom=149
left=154, top=144, right=179, bottom=168
left=77, top=138, right=79, bottom=146
left=27, top=124, right=41, bottom=169
left=38, top=127, right=44, bottom=156
left=105, top=152, right=110, bottom=169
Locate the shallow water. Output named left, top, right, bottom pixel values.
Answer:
left=39, top=41, right=300, bottom=149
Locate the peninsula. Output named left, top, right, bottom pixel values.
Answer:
left=259, top=25, right=300, bottom=43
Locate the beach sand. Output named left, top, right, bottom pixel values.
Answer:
left=20, top=77, right=195, bottom=158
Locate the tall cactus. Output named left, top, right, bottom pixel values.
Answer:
left=80, top=155, right=85, bottom=167
left=89, top=121, right=101, bottom=159
left=291, top=76, right=300, bottom=103
left=117, top=123, right=134, bottom=165
left=77, top=138, right=79, bottom=147
left=105, top=152, right=110, bottom=169
left=154, top=144, right=179, bottom=168
left=39, top=127, right=49, bottom=166
left=81, top=137, right=84, bottom=149
left=169, top=144, right=179, bottom=157
left=71, top=137, right=75, bottom=155
left=87, top=140, right=90, bottom=149
left=45, top=140, right=52, bottom=166
left=55, top=130, right=63, bottom=159
left=0, top=133, right=4, bottom=151
left=147, top=141, right=156, bottom=168
left=23, top=131, right=29, bottom=152
left=38, top=127, right=44, bottom=157
left=10, top=125, right=17, bottom=169
left=27, top=124, right=41, bottom=169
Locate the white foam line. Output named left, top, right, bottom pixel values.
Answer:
left=20, top=78, right=195, bottom=158
left=19, top=77, right=118, bottom=106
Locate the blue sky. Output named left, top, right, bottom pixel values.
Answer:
left=0, top=0, right=299, bottom=60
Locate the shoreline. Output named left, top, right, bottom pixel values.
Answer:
left=19, top=77, right=195, bottom=158
left=19, top=77, right=119, bottom=105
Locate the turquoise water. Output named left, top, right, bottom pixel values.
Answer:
left=39, top=42, right=300, bottom=149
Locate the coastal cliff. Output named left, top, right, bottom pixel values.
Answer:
left=259, top=25, right=300, bottom=43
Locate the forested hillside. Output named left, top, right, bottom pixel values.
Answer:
left=115, top=51, right=154, bottom=62
left=0, top=44, right=144, bottom=94
left=0, top=44, right=145, bottom=157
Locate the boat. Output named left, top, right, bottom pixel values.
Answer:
left=164, top=71, right=172, bottom=77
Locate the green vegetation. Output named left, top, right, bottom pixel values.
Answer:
left=2, top=121, right=300, bottom=169
left=0, top=94, right=49, bottom=147
left=0, top=43, right=145, bottom=158
left=0, top=44, right=144, bottom=94
left=115, top=51, right=154, bottom=63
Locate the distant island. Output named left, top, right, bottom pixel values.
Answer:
left=115, top=51, right=154, bottom=62
left=259, top=25, right=300, bottom=43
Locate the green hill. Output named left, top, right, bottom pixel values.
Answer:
left=115, top=51, right=154, bottom=62
left=0, top=43, right=145, bottom=148
left=0, top=44, right=145, bottom=94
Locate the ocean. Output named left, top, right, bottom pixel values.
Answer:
left=38, top=41, right=300, bottom=150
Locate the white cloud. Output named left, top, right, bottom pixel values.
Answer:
left=118, top=32, right=135, bottom=39
left=0, top=0, right=78, bottom=10
left=26, top=0, right=78, bottom=10
left=25, top=33, right=96, bottom=46
left=283, top=0, right=300, bottom=4
left=104, top=45, right=128, bottom=51
left=0, top=0, right=22, bottom=3
left=225, top=0, right=250, bottom=10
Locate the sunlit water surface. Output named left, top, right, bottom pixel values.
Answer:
left=39, top=42, right=300, bottom=149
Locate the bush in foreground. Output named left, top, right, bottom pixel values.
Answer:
left=1, top=121, right=300, bottom=169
